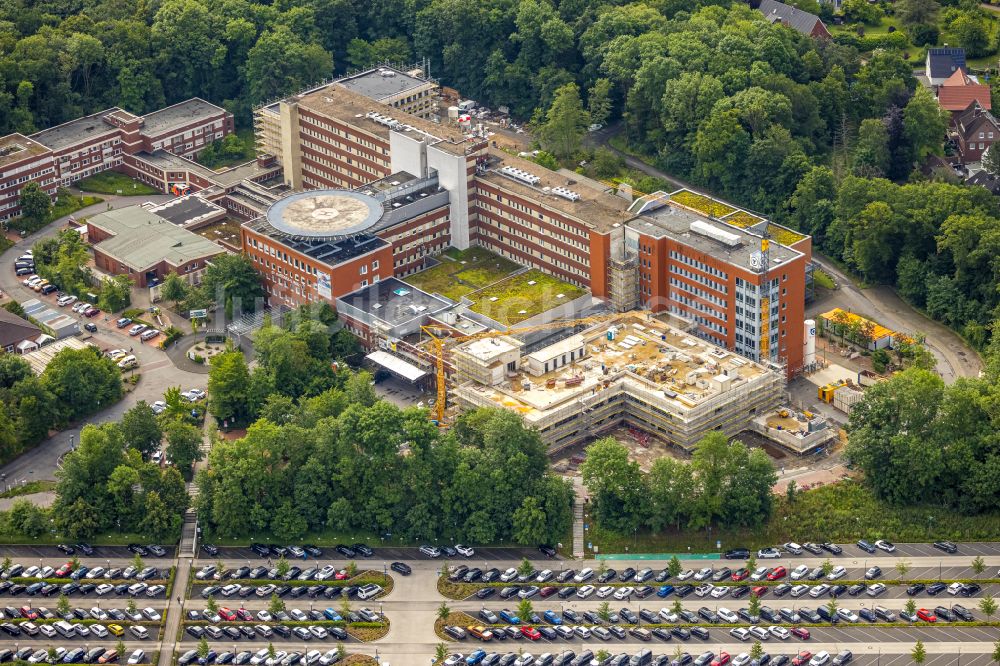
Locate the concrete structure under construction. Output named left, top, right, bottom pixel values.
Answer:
left=453, top=314, right=784, bottom=451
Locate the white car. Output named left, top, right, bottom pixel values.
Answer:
left=576, top=585, right=595, bottom=599
left=827, top=566, right=847, bottom=580
left=749, top=626, right=769, bottom=641
left=315, top=565, right=337, bottom=581
left=127, top=651, right=145, bottom=666
left=809, top=584, right=831, bottom=598
left=90, top=607, right=109, bottom=620
left=151, top=400, right=167, bottom=415
left=874, top=540, right=896, bottom=553
left=308, top=626, right=328, bottom=639
left=758, top=548, right=781, bottom=559
left=322, top=651, right=345, bottom=666
left=729, top=627, right=750, bottom=641
left=85, top=566, right=106, bottom=579
left=768, top=625, right=790, bottom=640
left=596, top=586, right=614, bottom=598
left=141, top=607, right=161, bottom=621
left=709, top=586, right=729, bottom=599
left=95, top=583, right=114, bottom=595
left=38, top=566, right=54, bottom=577
left=22, top=566, right=39, bottom=577
left=810, top=652, right=831, bottom=666
left=455, top=544, right=474, bottom=557
left=91, top=624, right=108, bottom=638
left=499, top=568, right=518, bottom=582
left=289, top=609, right=308, bottom=621
left=658, top=608, right=678, bottom=623
left=140, top=329, right=160, bottom=341
left=733, top=655, right=752, bottom=666
left=837, top=608, right=859, bottom=623
left=693, top=568, right=714, bottom=581
left=613, top=586, right=634, bottom=600
left=790, top=565, right=810, bottom=581
left=514, top=655, right=535, bottom=666
left=573, top=568, right=594, bottom=583
left=694, top=583, right=713, bottom=597
left=947, top=582, right=964, bottom=596
left=573, top=625, right=591, bottom=639
left=186, top=388, right=206, bottom=400
left=750, top=567, right=771, bottom=582
left=304, top=651, right=322, bottom=666
left=790, top=584, right=809, bottom=598
left=783, top=543, right=803, bottom=555
left=718, top=608, right=739, bottom=623
left=535, top=570, right=553, bottom=582
left=128, top=324, right=147, bottom=336
left=867, top=583, right=887, bottom=597
left=257, top=610, right=273, bottom=622
left=38, top=625, right=56, bottom=638
left=677, top=569, right=694, bottom=580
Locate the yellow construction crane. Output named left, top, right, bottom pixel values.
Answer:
left=421, top=310, right=653, bottom=424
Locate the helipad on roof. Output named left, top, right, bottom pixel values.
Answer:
left=265, top=190, right=383, bottom=239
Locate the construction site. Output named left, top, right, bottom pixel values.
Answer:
left=450, top=313, right=786, bottom=451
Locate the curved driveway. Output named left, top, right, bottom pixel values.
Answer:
left=0, top=194, right=208, bottom=483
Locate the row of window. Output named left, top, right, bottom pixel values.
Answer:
left=475, top=223, right=588, bottom=281
left=475, top=187, right=590, bottom=240
left=669, top=250, right=729, bottom=281
left=669, top=276, right=727, bottom=308
left=302, top=115, right=388, bottom=155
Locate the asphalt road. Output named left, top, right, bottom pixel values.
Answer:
left=0, top=194, right=205, bottom=484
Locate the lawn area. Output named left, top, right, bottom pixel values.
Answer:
left=76, top=171, right=159, bottom=195
left=467, top=269, right=587, bottom=326
left=585, top=478, right=1000, bottom=555
left=0, top=480, right=57, bottom=499
left=10, top=188, right=103, bottom=234
left=814, top=268, right=836, bottom=290
left=197, top=129, right=257, bottom=170
left=404, top=246, right=521, bottom=301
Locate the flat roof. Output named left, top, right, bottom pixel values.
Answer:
left=460, top=336, right=521, bottom=362
left=627, top=204, right=802, bottom=272
left=23, top=338, right=90, bottom=375
left=365, top=350, right=426, bottom=381
left=148, top=195, right=225, bottom=227
left=89, top=206, right=226, bottom=271
left=337, top=66, right=434, bottom=102
left=140, top=98, right=226, bottom=137
left=336, top=277, right=451, bottom=327
left=31, top=108, right=122, bottom=151
left=134, top=150, right=278, bottom=188
left=266, top=190, right=384, bottom=239
left=297, top=86, right=472, bottom=156
left=477, top=150, right=634, bottom=232
left=0, top=134, right=51, bottom=167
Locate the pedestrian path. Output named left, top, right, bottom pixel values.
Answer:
left=572, top=494, right=584, bottom=558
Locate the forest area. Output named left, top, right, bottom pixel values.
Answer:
left=2, top=0, right=1000, bottom=347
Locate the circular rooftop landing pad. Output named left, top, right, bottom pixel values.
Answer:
left=266, top=190, right=383, bottom=239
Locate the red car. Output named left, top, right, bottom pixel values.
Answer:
left=792, top=652, right=813, bottom=666
left=731, top=568, right=749, bottom=581
left=539, top=586, right=558, bottom=597
left=334, top=570, right=349, bottom=580
left=710, top=652, right=731, bottom=666
left=751, top=586, right=767, bottom=597
left=20, top=606, right=37, bottom=620
left=85, top=307, right=101, bottom=318
left=520, top=626, right=541, bottom=641
left=917, top=609, right=937, bottom=622
left=766, top=566, right=787, bottom=581
left=236, top=609, right=253, bottom=621
left=55, top=562, right=74, bottom=577
left=219, top=608, right=237, bottom=621
left=791, top=627, right=810, bottom=640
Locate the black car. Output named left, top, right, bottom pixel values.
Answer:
left=690, top=627, right=709, bottom=640
left=697, top=607, right=718, bottom=623
left=390, top=561, right=411, bottom=576
left=927, top=582, right=947, bottom=595
left=449, top=565, right=469, bottom=582
left=772, top=583, right=791, bottom=597
left=651, top=627, right=672, bottom=641
left=634, top=585, right=653, bottom=598
left=608, top=625, right=626, bottom=639
left=303, top=545, right=324, bottom=558
left=273, top=585, right=291, bottom=596
left=820, top=543, right=842, bottom=555
left=639, top=608, right=658, bottom=624
left=619, top=608, right=638, bottom=624
left=959, top=583, right=981, bottom=597
left=352, top=543, right=373, bottom=557
left=441, top=546, right=458, bottom=557
left=201, top=544, right=220, bottom=557
left=679, top=610, right=698, bottom=623
left=730, top=585, right=750, bottom=599
left=619, top=568, right=637, bottom=582
left=127, top=544, right=149, bottom=556
left=475, top=587, right=495, bottom=600
left=952, top=604, right=974, bottom=621
left=328, top=627, right=348, bottom=640
left=538, top=626, right=558, bottom=640
left=78, top=583, right=95, bottom=594
left=599, top=569, right=617, bottom=583
left=856, top=540, right=876, bottom=554
left=222, top=626, right=241, bottom=640
left=800, top=608, right=821, bottom=623
left=272, top=625, right=291, bottom=638
left=847, top=583, right=865, bottom=596
left=907, top=583, right=926, bottom=596
left=499, top=586, right=519, bottom=599
left=556, top=569, right=575, bottom=583
left=250, top=543, right=269, bottom=557
left=671, top=627, right=691, bottom=641
left=675, top=584, right=695, bottom=598
left=802, top=543, right=823, bottom=555
left=935, top=606, right=955, bottom=622
left=557, top=586, right=575, bottom=599
left=933, top=541, right=958, bottom=554
left=864, top=566, right=882, bottom=580
left=56, top=544, right=75, bottom=555
left=187, top=626, right=205, bottom=639
left=724, top=548, right=749, bottom=560
left=829, top=584, right=847, bottom=597
left=268, top=545, right=288, bottom=557
left=539, top=545, right=557, bottom=558
left=335, top=544, right=356, bottom=558
left=759, top=606, right=779, bottom=623
left=654, top=569, right=670, bottom=583
left=564, top=609, right=581, bottom=623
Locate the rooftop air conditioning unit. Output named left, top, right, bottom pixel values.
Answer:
left=551, top=187, right=581, bottom=202
left=499, top=165, right=541, bottom=185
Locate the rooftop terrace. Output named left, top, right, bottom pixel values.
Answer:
left=0, top=134, right=50, bottom=167
left=465, top=269, right=587, bottom=326
left=403, top=246, right=522, bottom=301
